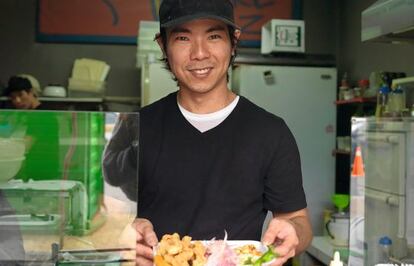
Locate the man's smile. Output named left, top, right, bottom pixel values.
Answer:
left=188, top=67, right=213, bottom=77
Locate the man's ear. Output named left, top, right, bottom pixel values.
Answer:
left=232, top=29, right=241, bottom=55
left=234, top=29, right=241, bottom=42
left=155, top=33, right=166, bottom=57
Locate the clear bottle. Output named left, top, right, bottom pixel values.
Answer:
left=375, top=85, right=390, bottom=117
left=388, top=86, right=405, bottom=115
left=377, top=236, right=392, bottom=264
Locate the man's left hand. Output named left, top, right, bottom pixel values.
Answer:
left=262, top=218, right=299, bottom=266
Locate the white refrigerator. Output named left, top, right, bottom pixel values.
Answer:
left=232, top=64, right=337, bottom=235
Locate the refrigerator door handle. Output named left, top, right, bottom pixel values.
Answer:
left=366, top=135, right=400, bottom=144
left=365, top=190, right=400, bottom=207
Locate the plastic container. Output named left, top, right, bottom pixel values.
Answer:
left=330, top=251, right=343, bottom=266
left=354, top=87, right=362, bottom=97
left=326, top=212, right=350, bottom=246
left=368, top=72, right=382, bottom=97
left=338, top=87, right=348, bottom=100
left=343, top=89, right=354, bottom=100
left=375, top=85, right=390, bottom=117
left=377, top=236, right=392, bottom=264
left=358, top=79, right=370, bottom=97
left=388, top=86, right=405, bottom=115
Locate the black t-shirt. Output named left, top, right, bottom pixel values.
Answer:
left=138, top=92, right=306, bottom=240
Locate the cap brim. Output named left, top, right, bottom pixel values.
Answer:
left=161, top=14, right=240, bottom=30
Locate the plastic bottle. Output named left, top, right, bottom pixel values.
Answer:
left=339, top=72, right=350, bottom=101
left=375, top=85, right=390, bottom=117
left=377, top=236, right=392, bottom=264
left=330, top=251, right=343, bottom=266
left=388, top=86, right=405, bottom=115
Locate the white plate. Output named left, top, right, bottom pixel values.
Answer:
left=153, top=240, right=276, bottom=266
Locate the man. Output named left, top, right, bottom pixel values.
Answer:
left=5, top=76, right=42, bottom=110
left=2, top=75, right=60, bottom=181
left=135, top=0, right=313, bottom=265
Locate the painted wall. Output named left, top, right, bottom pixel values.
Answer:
left=0, top=0, right=140, bottom=98
left=337, top=0, right=414, bottom=82
left=0, top=0, right=338, bottom=101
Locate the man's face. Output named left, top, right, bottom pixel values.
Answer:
left=163, top=19, right=238, bottom=95
left=10, top=90, right=36, bottom=109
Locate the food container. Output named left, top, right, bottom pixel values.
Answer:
left=343, top=89, right=354, bottom=100
left=338, top=86, right=348, bottom=100
left=354, top=87, right=362, bottom=97
left=0, top=138, right=25, bottom=159
left=43, top=85, right=67, bottom=97
left=326, top=212, right=350, bottom=247
left=0, top=157, right=25, bottom=183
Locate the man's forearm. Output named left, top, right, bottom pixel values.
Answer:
left=288, top=215, right=313, bottom=254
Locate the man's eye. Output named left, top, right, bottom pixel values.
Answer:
left=209, top=34, right=222, bottom=40
left=175, top=36, right=189, bottom=41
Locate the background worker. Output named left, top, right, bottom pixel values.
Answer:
left=4, top=75, right=42, bottom=110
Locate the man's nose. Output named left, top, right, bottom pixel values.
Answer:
left=14, top=97, right=21, bottom=103
left=190, top=39, right=210, bottom=60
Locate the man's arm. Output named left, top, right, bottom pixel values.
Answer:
left=273, top=208, right=313, bottom=254
left=262, top=208, right=313, bottom=266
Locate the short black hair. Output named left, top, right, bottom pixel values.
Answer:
left=5, top=76, right=32, bottom=96
left=156, top=25, right=238, bottom=82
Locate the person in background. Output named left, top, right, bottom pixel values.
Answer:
left=5, top=75, right=42, bottom=110
left=2, top=75, right=60, bottom=181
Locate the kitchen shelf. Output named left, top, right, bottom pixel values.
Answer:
left=335, top=97, right=376, bottom=105
left=0, top=96, right=140, bottom=104
left=0, top=96, right=103, bottom=102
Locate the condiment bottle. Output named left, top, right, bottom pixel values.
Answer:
left=376, top=85, right=390, bottom=117
left=330, top=251, right=343, bottom=266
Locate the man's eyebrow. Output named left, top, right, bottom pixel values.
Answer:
left=206, top=25, right=226, bottom=33
left=169, top=25, right=227, bottom=34
left=170, top=27, right=191, bottom=34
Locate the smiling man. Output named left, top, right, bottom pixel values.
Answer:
left=134, top=0, right=313, bottom=265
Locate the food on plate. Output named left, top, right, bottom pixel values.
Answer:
left=251, top=245, right=278, bottom=266
left=154, top=233, right=278, bottom=266
left=234, top=244, right=263, bottom=265
left=155, top=233, right=207, bottom=266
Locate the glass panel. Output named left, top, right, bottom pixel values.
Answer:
left=0, top=110, right=138, bottom=265
left=349, top=117, right=414, bottom=266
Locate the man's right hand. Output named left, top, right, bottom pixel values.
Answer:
left=135, top=218, right=158, bottom=266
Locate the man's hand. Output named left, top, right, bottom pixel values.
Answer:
left=262, top=208, right=313, bottom=266
left=134, top=218, right=158, bottom=266
left=262, top=218, right=299, bottom=266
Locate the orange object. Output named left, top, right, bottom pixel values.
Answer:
left=154, top=255, right=172, bottom=266
left=351, top=146, right=365, bottom=177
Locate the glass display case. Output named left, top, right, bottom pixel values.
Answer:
left=349, top=117, right=414, bottom=266
left=0, top=110, right=139, bottom=265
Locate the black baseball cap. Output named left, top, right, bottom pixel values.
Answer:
left=4, top=76, right=32, bottom=96
left=159, top=0, right=240, bottom=29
